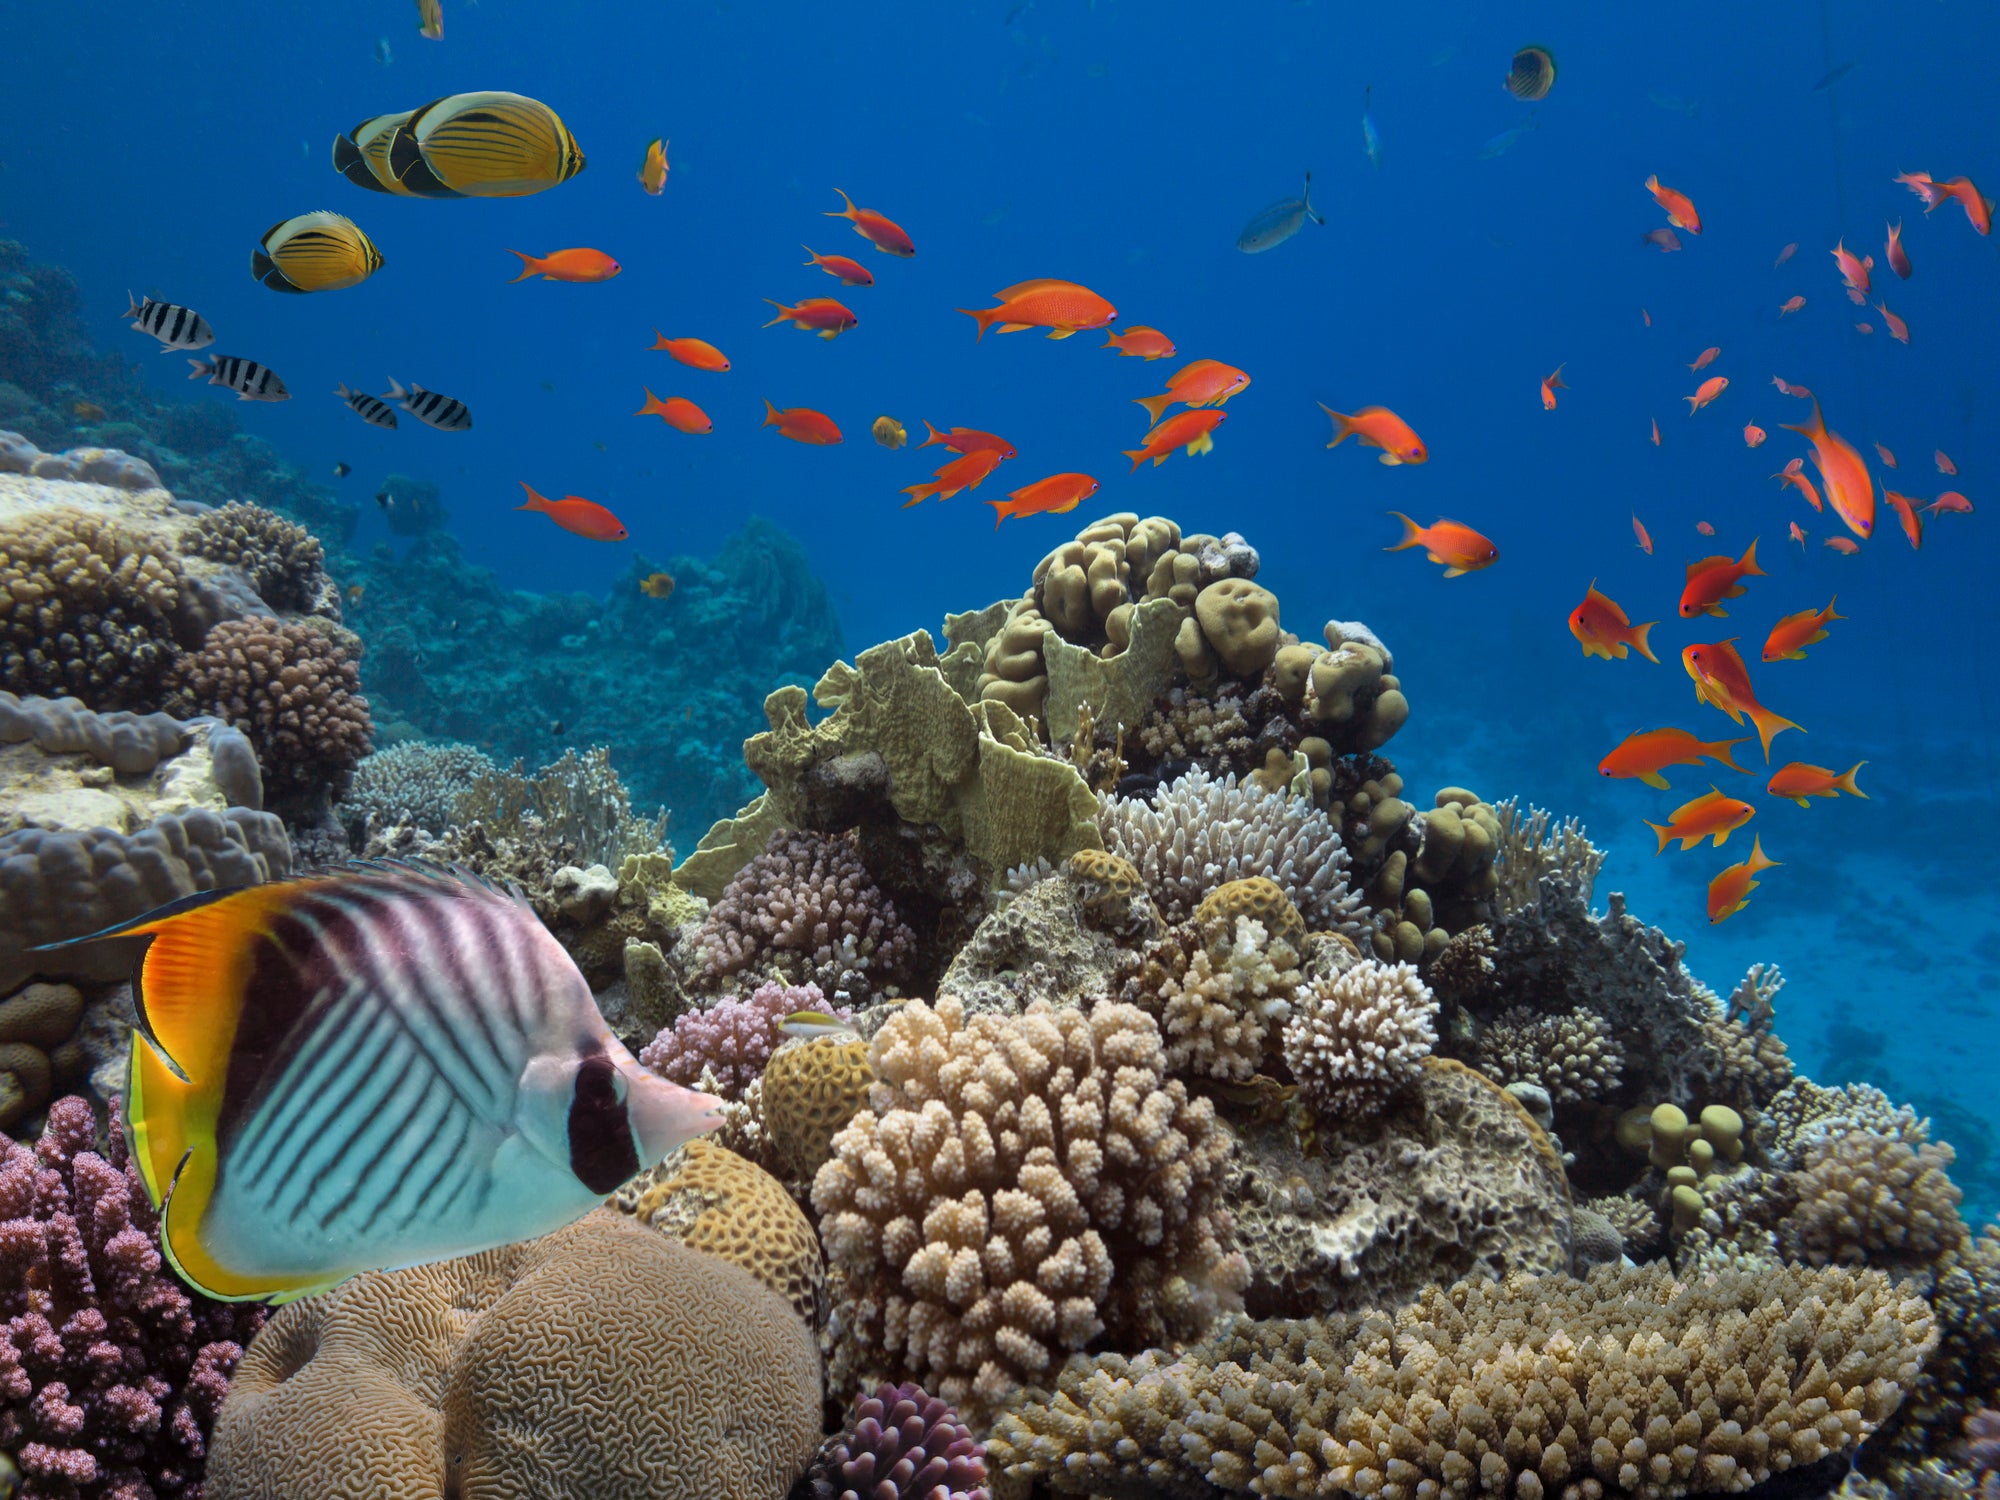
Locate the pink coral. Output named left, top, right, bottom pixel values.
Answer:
left=0, top=1096, right=264, bottom=1499
left=809, top=1382, right=988, bottom=1500
left=638, top=981, right=847, bottom=1101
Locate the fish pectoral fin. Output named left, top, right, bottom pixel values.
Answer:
left=1640, top=772, right=1670, bottom=790
left=1377, top=452, right=1402, bottom=465
left=1046, top=327, right=1075, bottom=339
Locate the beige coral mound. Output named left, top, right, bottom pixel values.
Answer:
left=811, top=996, right=1244, bottom=1421
left=990, top=1261, right=1937, bottom=1500
left=1282, top=958, right=1436, bottom=1120
left=210, top=1208, right=821, bottom=1500
left=1781, top=1116, right=1966, bottom=1271
left=1473, top=1003, right=1625, bottom=1106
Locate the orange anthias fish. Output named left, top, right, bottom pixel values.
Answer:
left=1135, top=360, right=1252, bottom=422
left=1123, top=409, right=1225, bottom=469
left=1773, top=378, right=1811, bottom=399
left=1696, top=521, right=1716, bottom=536
left=1651, top=417, right=1661, bottom=446
left=1936, top=450, right=1957, bottom=476
left=1884, top=490, right=1924, bottom=549
left=1320, top=404, right=1428, bottom=465
left=1569, top=581, right=1659, bottom=662
left=1645, top=174, right=1702, bottom=233
left=1831, top=239, right=1873, bottom=303
left=1540, top=364, right=1567, bottom=410
left=507, top=248, right=622, bottom=283
left=1682, top=640, right=1802, bottom=761
left=1762, top=598, right=1844, bottom=662
left=1874, top=442, right=1898, bottom=468
left=763, top=297, right=859, bottom=339
left=1688, top=347, right=1721, bottom=373
left=637, top=138, right=669, bottom=196
left=1632, top=513, right=1654, bottom=555
left=1768, top=761, right=1867, bottom=808
left=1781, top=396, right=1875, bottom=540
left=517, top=482, right=629, bottom=541
left=802, top=246, right=875, bottom=287
left=1925, top=490, right=1974, bottom=516
left=826, top=189, right=916, bottom=256
left=1744, top=423, right=1767, bottom=448
left=1886, top=221, right=1912, bottom=279
left=1779, top=296, right=1806, bottom=316
left=960, top=279, right=1116, bottom=340
left=762, top=400, right=842, bottom=445
left=1708, top=835, right=1779, bottom=923
left=1104, top=326, right=1176, bottom=360
left=1934, top=176, right=1994, bottom=235
left=1386, top=513, right=1497, bottom=577
left=988, top=472, right=1098, bottom=529
left=920, top=422, right=1017, bottom=459
left=1685, top=375, right=1729, bottom=414
left=1773, top=457, right=1823, bottom=512
left=1680, top=539, right=1763, bottom=619
left=634, top=389, right=713, bottom=434
left=900, top=447, right=1006, bottom=508
left=650, top=333, right=730, bottom=371
left=1647, top=787, right=1755, bottom=853
left=1824, top=537, right=1861, bottom=554
left=1896, top=169, right=1945, bottom=205
left=1789, top=522, right=1809, bottom=550
left=1599, top=727, right=1748, bottom=789
left=1855, top=322, right=1875, bottom=336
left=1875, top=303, right=1910, bottom=344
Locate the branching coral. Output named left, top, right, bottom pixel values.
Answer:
left=454, top=745, right=669, bottom=868
left=811, top=997, right=1243, bottom=1421
left=1493, top=797, right=1604, bottom=916
left=1473, top=1003, right=1625, bottom=1106
left=1116, top=914, right=1304, bottom=1081
left=693, top=829, right=916, bottom=1002
left=0, top=1096, right=265, bottom=1499
left=1781, top=1112, right=1967, bottom=1271
left=180, top=501, right=333, bottom=616
left=808, top=1382, right=988, bottom=1500
left=638, top=980, right=842, bottom=1101
left=991, top=1260, right=1936, bottom=1500
left=1281, top=959, right=1436, bottom=1121
left=338, top=738, right=499, bottom=835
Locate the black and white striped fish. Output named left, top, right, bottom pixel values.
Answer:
left=336, top=382, right=399, bottom=428
left=61, top=863, right=723, bottom=1302
left=188, top=356, right=290, bottom=402
left=387, top=377, right=472, bottom=431
left=127, top=294, right=215, bottom=353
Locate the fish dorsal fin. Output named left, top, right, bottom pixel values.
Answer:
left=996, top=278, right=1076, bottom=299
left=1686, top=554, right=1728, bottom=579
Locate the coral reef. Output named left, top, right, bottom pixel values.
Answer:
left=337, top=737, right=498, bottom=835
left=210, top=1208, right=821, bottom=1500
left=1473, top=1003, right=1625, bottom=1106
left=1281, top=959, right=1437, bottom=1121
left=990, top=1261, right=1937, bottom=1500
left=638, top=980, right=842, bottom=1102
left=0, top=1097, right=265, bottom=1499
left=808, top=1382, right=988, bottom=1500
left=1116, top=912, right=1305, bottom=1081
left=180, top=502, right=334, bottom=617
left=1782, top=1115, right=1966, bottom=1270
left=761, top=1032, right=875, bottom=1184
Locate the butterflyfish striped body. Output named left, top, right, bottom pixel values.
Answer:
left=252, top=211, right=383, bottom=294
left=73, top=863, right=722, bottom=1302
left=332, top=110, right=422, bottom=196
left=387, top=91, right=585, bottom=198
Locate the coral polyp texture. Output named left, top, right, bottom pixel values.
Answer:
left=1281, top=958, right=1438, bottom=1121
left=639, top=980, right=845, bottom=1101
left=808, top=1382, right=989, bottom=1500
left=180, top=501, right=334, bottom=617
left=811, top=996, right=1244, bottom=1421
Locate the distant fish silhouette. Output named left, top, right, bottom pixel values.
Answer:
left=1475, top=112, right=1539, bottom=160
left=1236, top=172, right=1324, bottom=253
left=1811, top=61, right=1859, bottom=92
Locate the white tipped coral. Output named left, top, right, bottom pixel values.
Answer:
left=1281, top=959, right=1436, bottom=1120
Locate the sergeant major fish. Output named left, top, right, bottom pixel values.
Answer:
left=127, top=294, right=215, bottom=353
left=189, top=356, right=289, bottom=402
left=336, top=383, right=398, bottom=428
left=387, top=377, right=472, bottom=431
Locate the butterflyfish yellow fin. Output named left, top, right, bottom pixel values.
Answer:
left=152, top=1144, right=338, bottom=1304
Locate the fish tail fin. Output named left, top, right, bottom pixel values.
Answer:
left=1711, top=738, right=1751, bottom=774
left=517, top=481, right=551, bottom=512
left=1549, top=363, right=1567, bottom=388
left=1644, top=820, right=1674, bottom=855
left=1748, top=835, right=1780, bottom=873
left=648, top=328, right=669, bottom=349
left=125, top=291, right=144, bottom=318
left=505, top=250, right=540, bottom=283
left=801, top=245, right=821, bottom=265
left=900, top=482, right=938, bottom=508
left=1103, top=331, right=1123, bottom=349
left=1838, top=761, right=1869, bottom=798
left=385, top=377, right=409, bottom=400
left=825, top=187, right=857, bottom=219
left=921, top=420, right=947, bottom=447
left=1741, top=537, right=1763, bottom=575
left=634, top=388, right=667, bottom=417
left=1317, top=402, right=1352, bottom=447
left=1630, top=619, right=1661, bottom=664
left=186, top=358, right=211, bottom=380
left=988, top=497, right=1013, bottom=529
left=761, top=299, right=793, bottom=328
left=1134, top=392, right=1174, bottom=423
left=1384, top=511, right=1426, bottom=552
left=761, top=399, right=780, bottom=428
left=1121, top=449, right=1147, bottom=473
left=958, top=306, right=1002, bottom=341
left=1645, top=174, right=1659, bottom=192
left=1749, top=704, right=1802, bottom=762
left=1825, top=596, right=1845, bottom=621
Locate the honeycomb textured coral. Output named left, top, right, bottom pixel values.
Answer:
left=811, top=996, right=1244, bottom=1421
left=989, top=1260, right=1938, bottom=1500
left=1281, top=959, right=1437, bottom=1120
left=209, top=1207, right=821, bottom=1500
left=760, top=1032, right=874, bottom=1182
left=638, top=979, right=843, bottom=1101
left=180, top=501, right=332, bottom=615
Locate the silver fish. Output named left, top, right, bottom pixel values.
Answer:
left=188, top=355, right=288, bottom=402
left=1362, top=86, right=1383, bottom=170
left=387, top=377, right=472, bottom=432
left=127, top=294, right=215, bottom=353
left=1475, top=111, right=1539, bottom=160
left=1235, top=171, right=1325, bottom=254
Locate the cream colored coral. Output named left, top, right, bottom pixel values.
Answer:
left=1782, top=1117, right=1966, bottom=1271
left=812, top=996, right=1243, bottom=1421
left=1281, top=959, right=1436, bottom=1120
left=1120, top=916, right=1302, bottom=1081
left=1474, top=1003, right=1625, bottom=1105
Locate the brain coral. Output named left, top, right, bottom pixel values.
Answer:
left=1281, top=959, right=1437, bottom=1121
left=210, top=1207, right=821, bottom=1500
left=181, top=500, right=334, bottom=616
left=812, top=996, right=1244, bottom=1421
left=169, top=615, right=372, bottom=806
left=989, top=1260, right=1937, bottom=1500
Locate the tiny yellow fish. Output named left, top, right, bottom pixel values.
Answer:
left=872, top=415, right=907, bottom=449
left=638, top=137, right=668, bottom=195
left=639, top=571, right=675, bottom=600
left=72, top=400, right=106, bottom=421
left=779, top=1010, right=856, bottom=1040
left=416, top=0, right=442, bottom=39
left=346, top=583, right=365, bottom=605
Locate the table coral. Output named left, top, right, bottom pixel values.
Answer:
left=808, top=1382, right=989, bottom=1500
left=1282, top=959, right=1437, bottom=1121
left=812, top=996, right=1244, bottom=1422
left=210, top=1208, right=821, bottom=1500
left=989, top=1260, right=1937, bottom=1500
left=0, top=1096, right=265, bottom=1500
left=638, top=979, right=840, bottom=1100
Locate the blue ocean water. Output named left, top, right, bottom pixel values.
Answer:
left=3, top=2, right=1994, bottom=1199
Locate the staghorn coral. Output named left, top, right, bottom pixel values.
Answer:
left=1281, top=959, right=1437, bottom=1121
left=693, top=829, right=916, bottom=1002
left=1473, top=1004, right=1625, bottom=1106
left=638, top=980, right=842, bottom=1102
left=169, top=615, right=371, bottom=808
left=0, top=1096, right=265, bottom=1499
left=811, top=996, right=1243, bottom=1421
left=337, top=738, right=498, bottom=835
left=1097, top=766, right=1364, bottom=933
left=808, top=1382, right=988, bottom=1500
left=1781, top=1112, right=1967, bottom=1271
left=1117, top=915, right=1305, bottom=1082
left=989, top=1260, right=1937, bottom=1500
left=179, top=501, right=333, bottom=617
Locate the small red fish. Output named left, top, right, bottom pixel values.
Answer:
left=1874, top=443, right=1897, bottom=468
left=1896, top=169, right=1946, bottom=207
left=1824, top=537, right=1860, bottom=554
left=1569, top=581, right=1659, bottom=662
left=961, top=279, right=1116, bottom=340
left=1688, top=347, right=1721, bottom=373
left=1789, top=522, right=1808, bottom=549
left=1707, top=835, right=1779, bottom=923
left=1320, top=404, right=1427, bottom=465
left=1767, top=761, right=1867, bottom=808
left=1681, top=539, right=1763, bottom=618
left=1599, top=727, right=1747, bottom=789
left=1696, top=521, right=1716, bottom=536
left=1874, top=303, right=1910, bottom=344
left=650, top=333, right=730, bottom=371
left=987, top=472, right=1098, bottom=528
left=1855, top=322, right=1874, bottom=335
left=1831, top=240, right=1872, bottom=303
left=1385, top=513, right=1498, bottom=577
left=1936, top=450, right=1957, bottom=476
left=1779, top=295, right=1806, bottom=316
left=633, top=389, right=712, bottom=434
left=1933, top=176, right=1994, bottom=235
left=802, top=246, right=875, bottom=287
left=1773, top=457, right=1823, bottom=513
left=1883, top=490, right=1924, bottom=549
left=1772, top=377, right=1811, bottom=398
left=1540, top=364, right=1567, bottom=410
left=1774, top=242, right=1798, bottom=267
left=1647, top=787, right=1755, bottom=852
left=1925, top=490, right=1974, bottom=516
left=1103, top=326, right=1176, bottom=360
left=507, top=248, right=622, bottom=284
left=763, top=297, right=859, bottom=339
left=1632, top=513, right=1654, bottom=554
left=761, top=400, right=842, bottom=445
left=1885, top=222, right=1912, bottom=279
left=1645, top=175, right=1702, bottom=233
left=1651, top=417, right=1661, bottom=447
left=1643, top=228, right=1684, bottom=253
left=1762, top=598, right=1843, bottom=662
left=901, top=447, right=1006, bottom=508
left=1781, top=396, right=1875, bottom=541
left=1123, top=409, right=1225, bottom=469
left=1685, top=375, right=1729, bottom=414
left=826, top=189, right=915, bottom=256
left=1642, top=308, right=1653, bottom=326
left=517, top=482, right=628, bottom=541
left=920, top=422, right=1017, bottom=459
left=1744, top=424, right=1766, bottom=448
left=1682, top=639, right=1801, bottom=761
left=1136, top=360, right=1252, bottom=422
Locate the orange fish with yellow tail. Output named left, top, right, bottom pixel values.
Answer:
left=1780, top=395, right=1874, bottom=540
left=1761, top=599, right=1844, bottom=662
left=1767, top=761, right=1867, bottom=808
left=959, top=279, right=1115, bottom=340
left=1385, top=514, right=1497, bottom=577
left=825, top=189, right=915, bottom=255
left=1679, top=539, right=1763, bottom=619
left=1319, top=404, right=1427, bottom=465
left=1598, top=728, right=1748, bottom=789
left=900, top=448, right=1006, bottom=508
left=1708, top=836, right=1778, bottom=923
left=1568, top=582, right=1658, bottom=662
left=1123, top=409, right=1224, bottom=469
left=1646, top=787, right=1755, bottom=852
left=1682, top=640, right=1802, bottom=762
